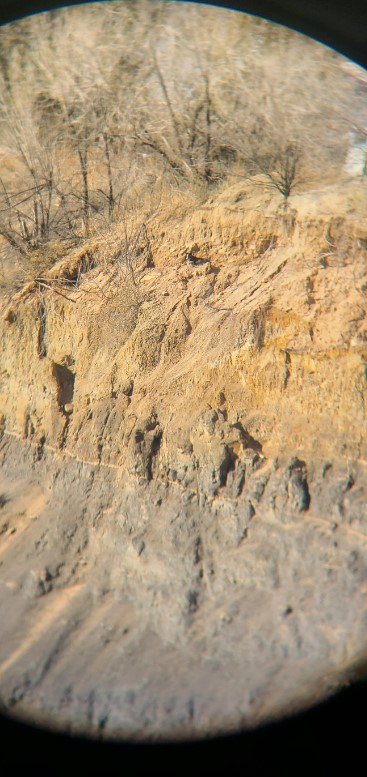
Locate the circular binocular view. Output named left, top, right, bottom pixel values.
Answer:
left=0, top=0, right=366, bottom=741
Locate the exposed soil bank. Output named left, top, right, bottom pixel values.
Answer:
left=0, top=182, right=366, bottom=739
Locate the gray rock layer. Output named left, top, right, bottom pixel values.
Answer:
left=0, top=433, right=366, bottom=740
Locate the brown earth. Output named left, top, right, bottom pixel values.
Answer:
left=0, top=178, right=366, bottom=740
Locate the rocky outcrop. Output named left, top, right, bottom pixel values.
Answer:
left=0, top=182, right=366, bottom=739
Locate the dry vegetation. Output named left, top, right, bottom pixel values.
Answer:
left=0, top=0, right=363, bottom=294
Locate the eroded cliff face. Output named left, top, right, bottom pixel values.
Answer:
left=0, top=182, right=366, bottom=739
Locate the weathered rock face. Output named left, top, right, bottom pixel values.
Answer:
left=0, top=182, right=366, bottom=739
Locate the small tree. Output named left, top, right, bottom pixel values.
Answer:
left=255, top=142, right=302, bottom=210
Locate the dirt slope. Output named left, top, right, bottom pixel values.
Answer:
left=0, top=180, right=366, bottom=739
